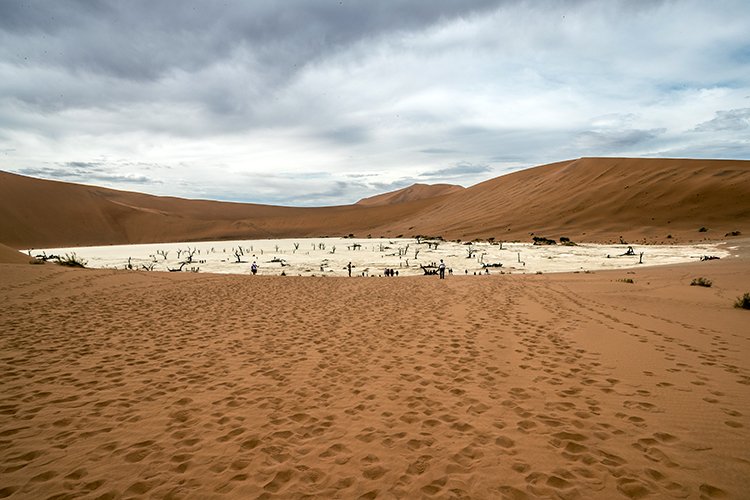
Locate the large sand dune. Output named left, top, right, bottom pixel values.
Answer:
left=2, top=157, right=749, bottom=249
left=367, top=158, right=750, bottom=244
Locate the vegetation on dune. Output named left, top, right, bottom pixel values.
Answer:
left=690, top=277, right=712, bottom=287
left=735, top=293, right=750, bottom=310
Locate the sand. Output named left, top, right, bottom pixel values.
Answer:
left=1, top=253, right=749, bottom=498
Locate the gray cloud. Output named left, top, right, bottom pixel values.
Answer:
left=575, top=128, right=667, bottom=151
left=316, top=126, right=371, bottom=146
left=694, top=108, right=750, bottom=132
left=16, top=162, right=159, bottom=185
left=0, top=0, right=507, bottom=81
left=420, top=162, right=493, bottom=179
left=420, top=148, right=460, bottom=154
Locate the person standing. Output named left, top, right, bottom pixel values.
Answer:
left=251, top=261, right=258, bottom=275
left=438, top=259, right=446, bottom=279
left=347, top=261, right=352, bottom=277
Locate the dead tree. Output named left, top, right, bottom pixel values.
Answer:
left=293, top=243, right=300, bottom=253
left=184, top=247, right=197, bottom=263
left=466, top=246, right=477, bottom=258
left=157, top=249, right=169, bottom=260
left=168, top=262, right=187, bottom=272
left=141, top=263, right=155, bottom=271
left=233, top=246, right=245, bottom=263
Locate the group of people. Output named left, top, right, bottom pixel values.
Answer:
left=383, top=268, right=399, bottom=277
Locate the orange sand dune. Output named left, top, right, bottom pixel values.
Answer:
left=370, top=158, right=750, bottom=244
left=1, top=157, right=749, bottom=249
left=1, top=253, right=748, bottom=498
left=0, top=171, right=439, bottom=248
left=356, top=183, right=465, bottom=206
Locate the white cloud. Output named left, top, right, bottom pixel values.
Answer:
left=1, top=0, right=749, bottom=204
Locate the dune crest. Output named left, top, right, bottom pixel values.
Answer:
left=356, top=183, right=465, bottom=206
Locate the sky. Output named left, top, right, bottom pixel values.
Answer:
left=1, top=0, right=749, bottom=206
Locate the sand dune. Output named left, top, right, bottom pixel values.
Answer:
left=368, top=158, right=750, bottom=244
left=0, top=244, right=30, bottom=264
left=2, top=157, right=749, bottom=249
left=0, top=171, right=439, bottom=249
left=1, top=254, right=748, bottom=498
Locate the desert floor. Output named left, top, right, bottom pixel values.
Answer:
left=1, top=251, right=749, bottom=499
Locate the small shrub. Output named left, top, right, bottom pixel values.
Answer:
left=560, top=236, right=577, bottom=246
left=698, top=226, right=708, bottom=232
left=29, top=258, right=45, bottom=265
left=58, top=253, right=87, bottom=268
left=666, top=234, right=672, bottom=239
left=532, top=236, right=556, bottom=245
left=725, top=230, right=741, bottom=237
left=735, top=293, right=750, bottom=310
left=690, top=277, right=712, bottom=287
left=618, top=278, right=634, bottom=284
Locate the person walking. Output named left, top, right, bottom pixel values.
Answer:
left=438, top=259, right=446, bottom=279
left=347, top=261, right=352, bottom=277
left=251, top=261, right=258, bottom=275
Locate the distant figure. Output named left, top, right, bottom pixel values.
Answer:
left=347, top=261, right=352, bottom=277
left=251, top=261, right=258, bottom=275
left=395, top=270, right=399, bottom=277
left=438, top=259, right=446, bottom=279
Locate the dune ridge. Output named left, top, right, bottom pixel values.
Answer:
left=1, top=157, right=749, bottom=249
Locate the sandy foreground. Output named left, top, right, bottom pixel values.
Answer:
left=1, top=254, right=749, bottom=499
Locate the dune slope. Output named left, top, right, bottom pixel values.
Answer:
left=371, top=157, right=750, bottom=243
left=356, top=183, right=464, bottom=206
left=1, top=157, right=748, bottom=248
left=0, top=172, right=438, bottom=248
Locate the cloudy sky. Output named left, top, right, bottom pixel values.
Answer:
left=1, top=0, right=749, bottom=205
